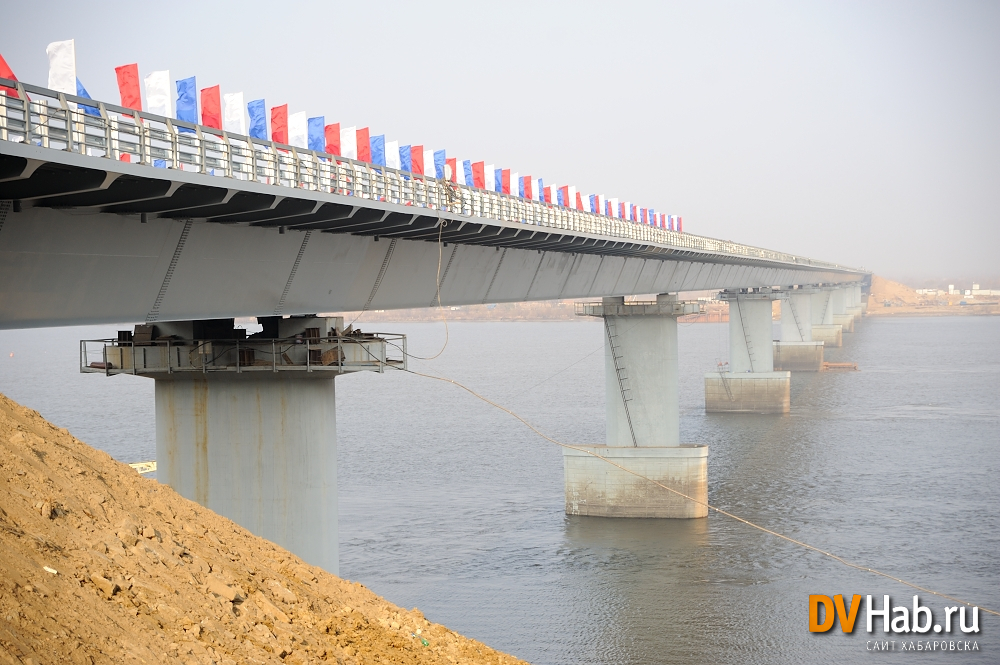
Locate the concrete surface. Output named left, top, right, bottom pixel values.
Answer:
left=833, top=313, right=855, bottom=333
left=704, top=371, right=791, bottom=414
left=154, top=373, right=340, bottom=575
left=603, top=296, right=680, bottom=448
left=773, top=341, right=824, bottom=371
left=811, top=324, right=843, bottom=348
left=563, top=444, right=708, bottom=518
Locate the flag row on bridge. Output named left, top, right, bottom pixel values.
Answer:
left=0, top=41, right=684, bottom=232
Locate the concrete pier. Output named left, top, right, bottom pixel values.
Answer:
left=570, top=295, right=708, bottom=518
left=156, top=373, right=339, bottom=573
left=810, top=288, right=843, bottom=347
left=82, top=316, right=404, bottom=576
left=773, top=288, right=824, bottom=371
left=845, top=284, right=863, bottom=324
left=706, top=288, right=790, bottom=413
left=831, top=288, right=855, bottom=333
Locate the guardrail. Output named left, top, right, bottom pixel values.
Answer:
left=80, top=334, right=406, bottom=376
left=1, top=78, right=858, bottom=272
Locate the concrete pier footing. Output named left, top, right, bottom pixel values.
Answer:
left=811, top=324, right=843, bottom=347
left=773, top=341, right=824, bottom=371
left=155, top=373, right=340, bottom=574
left=572, top=294, right=707, bottom=518
left=834, top=314, right=855, bottom=333
left=563, top=444, right=708, bottom=518
left=704, top=371, right=791, bottom=413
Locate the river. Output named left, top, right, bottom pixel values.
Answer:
left=1, top=315, right=997, bottom=663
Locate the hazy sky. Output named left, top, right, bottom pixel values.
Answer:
left=3, top=1, right=998, bottom=284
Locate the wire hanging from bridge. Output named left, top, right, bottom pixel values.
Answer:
left=392, top=363, right=998, bottom=618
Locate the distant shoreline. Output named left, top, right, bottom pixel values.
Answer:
left=333, top=302, right=998, bottom=325
left=325, top=275, right=1000, bottom=325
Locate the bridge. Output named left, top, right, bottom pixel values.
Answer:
left=0, top=78, right=869, bottom=575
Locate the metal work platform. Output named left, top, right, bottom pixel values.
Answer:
left=80, top=333, right=406, bottom=377
left=575, top=300, right=703, bottom=317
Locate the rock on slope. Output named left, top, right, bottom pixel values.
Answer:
left=0, top=392, right=526, bottom=665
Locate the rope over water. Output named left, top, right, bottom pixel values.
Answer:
left=397, top=365, right=997, bottom=618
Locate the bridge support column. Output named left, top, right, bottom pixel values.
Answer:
left=810, top=288, right=843, bottom=347
left=706, top=288, right=790, bottom=413
left=831, top=287, right=855, bottom=333
left=566, top=295, right=707, bottom=518
left=773, top=288, right=824, bottom=371
left=844, top=285, right=862, bottom=325
left=155, top=373, right=339, bottom=574
left=847, top=283, right=864, bottom=323
left=83, top=315, right=405, bottom=577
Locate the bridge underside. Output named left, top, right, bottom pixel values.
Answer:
left=0, top=145, right=861, bottom=329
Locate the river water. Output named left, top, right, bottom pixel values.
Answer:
left=1, top=316, right=997, bottom=663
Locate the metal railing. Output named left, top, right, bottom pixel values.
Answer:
left=1, top=78, right=858, bottom=272
left=575, top=301, right=704, bottom=317
left=79, top=333, right=407, bottom=376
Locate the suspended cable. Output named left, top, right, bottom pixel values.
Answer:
left=394, top=365, right=998, bottom=617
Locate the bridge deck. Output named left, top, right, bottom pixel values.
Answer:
left=0, top=79, right=857, bottom=272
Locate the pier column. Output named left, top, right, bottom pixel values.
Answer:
left=566, top=295, right=708, bottom=518
left=850, top=283, right=865, bottom=321
left=87, top=315, right=403, bottom=577
left=810, top=288, right=843, bottom=347
left=773, top=287, right=824, bottom=371
left=705, top=288, right=790, bottom=413
left=156, top=373, right=339, bottom=573
left=831, top=287, right=855, bottom=333
left=845, top=284, right=863, bottom=324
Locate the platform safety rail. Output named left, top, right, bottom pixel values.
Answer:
left=0, top=78, right=857, bottom=272
left=575, top=300, right=704, bottom=317
left=80, top=333, right=406, bottom=376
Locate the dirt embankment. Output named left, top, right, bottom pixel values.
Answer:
left=866, top=275, right=999, bottom=316
left=0, top=392, right=527, bottom=665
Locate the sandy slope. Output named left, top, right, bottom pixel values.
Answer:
left=868, top=274, right=929, bottom=305
left=0, top=392, right=526, bottom=665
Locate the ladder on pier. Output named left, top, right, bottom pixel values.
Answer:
left=605, top=317, right=638, bottom=447
left=789, top=298, right=805, bottom=341
left=735, top=298, right=757, bottom=372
